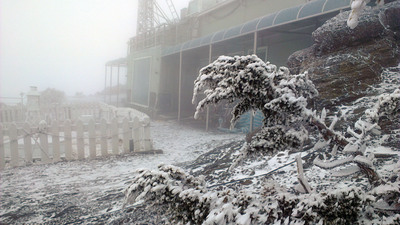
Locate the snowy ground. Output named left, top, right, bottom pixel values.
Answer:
left=1, top=67, right=399, bottom=224
left=0, top=120, right=243, bottom=224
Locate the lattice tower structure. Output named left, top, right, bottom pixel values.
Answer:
left=136, top=0, right=155, bottom=36
left=134, top=0, right=180, bottom=51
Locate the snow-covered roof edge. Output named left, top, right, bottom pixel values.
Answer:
left=162, top=0, right=351, bottom=56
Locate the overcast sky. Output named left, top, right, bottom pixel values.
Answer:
left=0, top=0, right=190, bottom=99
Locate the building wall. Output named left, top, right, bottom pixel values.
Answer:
left=158, top=55, right=180, bottom=113
left=127, top=46, right=161, bottom=108
left=127, top=0, right=335, bottom=117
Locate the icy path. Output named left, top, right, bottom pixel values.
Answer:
left=0, top=120, right=243, bottom=224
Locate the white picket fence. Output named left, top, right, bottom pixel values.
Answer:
left=0, top=101, right=149, bottom=125
left=0, top=116, right=153, bottom=170
left=0, top=104, right=25, bottom=124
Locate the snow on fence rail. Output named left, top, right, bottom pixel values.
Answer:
left=0, top=101, right=150, bottom=125
left=0, top=116, right=153, bottom=170
left=0, top=105, right=25, bottom=124
left=41, top=102, right=150, bottom=124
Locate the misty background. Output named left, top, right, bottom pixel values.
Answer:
left=0, top=0, right=189, bottom=99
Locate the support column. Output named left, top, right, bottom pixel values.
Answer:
left=178, top=51, right=182, bottom=121
left=104, top=66, right=107, bottom=102
left=109, top=66, right=113, bottom=104
left=250, top=32, right=258, bottom=132
left=117, top=65, right=120, bottom=108
left=206, top=44, right=213, bottom=131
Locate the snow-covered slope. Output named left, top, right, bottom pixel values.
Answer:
left=0, top=120, right=242, bottom=224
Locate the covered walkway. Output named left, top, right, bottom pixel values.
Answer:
left=158, top=0, right=351, bottom=129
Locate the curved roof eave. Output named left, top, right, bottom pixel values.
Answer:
left=106, top=57, right=127, bottom=66
left=161, top=0, right=350, bottom=57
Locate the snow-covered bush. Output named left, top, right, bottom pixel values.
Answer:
left=124, top=58, right=399, bottom=224
left=255, top=186, right=397, bottom=224
left=125, top=166, right=399, bottom=224
left=192, top=55, right=318, bottom=154
left=124, top=164, right=261, bottom=225
left=314, top=89, right=400, bottom=187
left=124, top=164, right=210, bottom=224
left=365, top=88, right=400, bottom=124
left=248, top=124, right=308, bottom=154
left=124, top=164, right=268, bottom=224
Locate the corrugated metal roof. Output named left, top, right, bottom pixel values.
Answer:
left=256, top=13, right=277, bottom=31
left=240, top=18, right=259, bottom=34
left=323, top=0, right=351, bottom=12
left=297, top=0, right=325, bottom=19
left=212, top=30, right=227, bottom=42
left=162, top=0, right=350, bottom=56
left=200, top=33, right=214, bottom=45
left=273, top=5, right=303, bottom=25
left=223, top=24, right=242, bottom=39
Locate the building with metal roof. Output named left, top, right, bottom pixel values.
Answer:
left=108, top=0, right=353, bottom=126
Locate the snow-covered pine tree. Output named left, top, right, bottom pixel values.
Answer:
left=192, top=55, right=393, bottom=188
left=192, top=55, right=318, bottom=154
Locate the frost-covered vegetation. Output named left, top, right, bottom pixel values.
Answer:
left=125, top=162, right=399, bottom=224
left=123, top=3, right=398, bottom=223
left=124, top=54, right=399, bottom=224
left=192, top=55, right=318, bottom=155
left=314, top=88, right=399, bottom=187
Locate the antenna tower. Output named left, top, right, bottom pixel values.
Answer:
left=136, top=0, right=179, bottom=35
left=136, top=0, right=155, bottom=36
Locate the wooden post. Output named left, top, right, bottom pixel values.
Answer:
left=111, top=117, right=119, bottom=155
left=77, top=120, right=85, bottom=160
left=39, top=121, right=50, bottom=164
left=52, top=121, right=60, bottom=162
left=133, top=117, right=141, bottom=152
left=64, top=120, right=73, bottom=160
left=122, top=118, right=130, bottom=154
left=296, top=154, right=312, bottom=193
left=142, top=118, right=152, bottom=151
left=100, top=118, right=108, bottom=156
left=0, top=123, right=5, bottom=169
left=88, top=119, right=96, bottom=159
left=23, top=122, right=33, bottom=164
left=10, top=123, right=19, bottom=167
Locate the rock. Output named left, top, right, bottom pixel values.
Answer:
left=288, top=1, right=400, bottom=110
left=313, top=7, right=388, bottom=54
left=180, top=141, right=244, bottom=183
left=306, top=37, right=398, bottom=105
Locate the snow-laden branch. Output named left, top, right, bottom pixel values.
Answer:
left=313, top=89, right=400, bottom=187
left=192, top=55, right=318, bottom=127
left=365, top=88, right=400, bottom=123
left=193, top=55, right=318, bottom=154
left=314, top=157, right=355, bottom=169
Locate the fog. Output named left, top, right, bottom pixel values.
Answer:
left=0, top=0, right=189, bottom=99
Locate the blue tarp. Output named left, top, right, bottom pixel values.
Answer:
left=234, top=110, right=264, bottom=133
